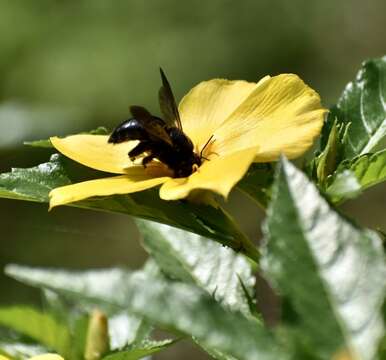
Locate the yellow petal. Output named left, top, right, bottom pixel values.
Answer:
left=51, top=135, right=137, bottom=174
left=212, top=74, right=327, bottom=161
left=28, top=355, right=64, bottom=360
left=179, top=77, right=270, bottom=152
left=0, top=356, right=11, bottom=360
left=159, top=147, right=258, bottom=200
left=49, top=169, right=170, bottom=208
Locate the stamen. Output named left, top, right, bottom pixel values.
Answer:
left=200, top=134, right=215, bottom=160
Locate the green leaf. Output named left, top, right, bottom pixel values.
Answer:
left=0, top=306, right=71, bottom=357
left=329, top=56, right=386, bottom=159
left=0, top=154, right=71, bottom=202
left=326, top=149, right=386, bottom=202
left=136, top=219, right=256, bottom=316
left=108, top=313, right=152, bottom=351
left=0, top=342, right=49, bottom=359
left=6, top=264, right=156, bottom=350
left=23, top=139, right=54, bottom=148
left=6, top=265, right=286, bottom=360
left=24, top=127, right=110, bottom=148
left=237, top=163, right=274, bottom=209
left=90, top=274, right=286, bottom=360
left=262, top=156, right=386, bottom=360
left=192, top=342, right=237, bottom=360
left=40, top=289, right=89, bottom=359
left=102, top=339, right=176, bottom=360
left=0, top=154, right=258, bottom=261
left=324, top=169, right=362, bottom=201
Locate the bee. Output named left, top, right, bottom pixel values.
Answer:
left=108, top=69, right=213, bottom=178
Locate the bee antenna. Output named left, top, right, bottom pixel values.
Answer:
left=200, top=135, right=215, bottom=159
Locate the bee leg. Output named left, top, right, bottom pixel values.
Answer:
left=142, top=155, right=155, bottom=168
left=128, top=142, right=151, bottom=161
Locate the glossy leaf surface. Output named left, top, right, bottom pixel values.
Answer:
left=327, top=56, right=386, bottom=158
left=137, top=220, right=256, bottom=316
left=262, top=157, right=386, bottom=360
left=0, top=153, right=258, bottom=261
left=6, top=265, right=285, bottom=360
left=326, top=149, right=386, bottom=202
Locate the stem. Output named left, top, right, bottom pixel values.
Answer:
left=221, top=207, right=260, bottom=265
left=236, top=227, right=260, bottom=264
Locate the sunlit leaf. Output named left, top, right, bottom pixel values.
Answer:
left=6, top=265, right=286, bottom=360
left=0, top=153, right=258, bottom=261
left=101, top=274, right=285, bottom=360
left=0, top=154, right=71, bottom=202
left=326, top=149, right=386, bottom=202
left=108, top=313, right=151, bottom=351
left=102, top=339, right=176, bottom=360
left=0, top=341, right=48, bottom=360
left=193, top=342, right=237, bottom=360
left=137, top=219, right=256, bottom=316
left=6, top=263, right=157, bottom=350
left=325, top=169, right=362, bottom=201
left=327, top=56, right=386, bottom=159
left=262, top=156, right=386, bottom=360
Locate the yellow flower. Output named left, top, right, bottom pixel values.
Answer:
left=49, top=74, right=326, bottom=208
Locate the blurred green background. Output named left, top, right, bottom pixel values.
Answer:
left=0, top=1, right=385, bottom=358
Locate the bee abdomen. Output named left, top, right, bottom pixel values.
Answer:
left=108, top=118, right=149, bottom=144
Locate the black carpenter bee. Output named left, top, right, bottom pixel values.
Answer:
left=108, top=69, right=213, bottom=178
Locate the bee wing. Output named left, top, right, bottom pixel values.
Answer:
left=130, top=105, right=154, bottom=121
left=158, top=68, right=183, bottom=131
left=129, top=105, right=172, bottom=145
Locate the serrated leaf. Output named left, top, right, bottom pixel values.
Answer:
left=193, top=342, right=237, bottom=360
left=237, top=163, right=274, bottom=209
left=0, top=154, right=71, bottom=202
left=0, top=154, right=258, bottom=261
left=98, top=274, right=285, bottom=360
left=326, top=149, right=386, bottom=202
left=5, top=264, right=156, bottom=350
left=329, top=56, right=386, bottom=159
left=0, top=307, right=71, bottom=358
left=262, top=157, right=386, bottom=360
left=136, top=220, right=256, bottom=316
left=102, top=339, right=176, bottom=360
left=6, top=265, right=286, bottom=360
